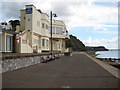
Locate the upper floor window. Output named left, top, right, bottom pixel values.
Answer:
left=52, top=27, right=55, bottom=34
left=49, top=27, right=55, bottom=34
left=42, top=23, right=45, bottom=28
left=46, top=25, right=48, bottom=29
left=56, top=27, right=62, bottom=34
left=28, top=19, right=30, bottom=21
left=37, top=21, right=40, bottom=27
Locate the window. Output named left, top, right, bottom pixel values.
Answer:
left=46, top=40, right=48, bottom=47
left=56, top=27, right=63, bottom=34
left=49, top=27, right=55, bottom=34
left=58, top=43, right=60, bottom=49
left=42, top=23, right=45, bottom=28
left=42, top=39, right=45, bottom=47
left=37, top=21, right=40, bottom=27
left=0, top=34, right=2, bottom=52
left=6, top=35, right=12, bottom=52
left=52, top=27, right=55, bottom=34
left=28, top=19, right=30, bottom=21
left=46, top=25, right=49, bottom=29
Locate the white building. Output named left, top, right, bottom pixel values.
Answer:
left=15, top=4, right=69, bottom=53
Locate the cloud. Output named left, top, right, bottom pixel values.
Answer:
left=82, top=36, right=119, bottom=49
left=35, top=1, right=118, bottom=30
left=1, top=2, right=29, bottom=21
left=1, top=1, right=118, bottom=28
left=67, top=3, right=117, bottom=28
left=1, top=0, right=118, bottom=49
left=35, top=1, right=118, bottom=31
left=93, top=26, right=118, bottom=34
left=2, top=0, right=120, bottom=2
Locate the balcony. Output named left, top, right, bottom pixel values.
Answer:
left=52, top=33, right=69, bottom=39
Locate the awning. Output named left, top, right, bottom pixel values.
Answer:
left=0, top=29, right=19, bottom=34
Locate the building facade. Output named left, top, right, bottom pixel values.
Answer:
left=17, top=4, right=69, bottom=53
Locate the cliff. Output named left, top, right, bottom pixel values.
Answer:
left=65, top=35, right=87, bottom=51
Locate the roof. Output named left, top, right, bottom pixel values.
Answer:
left=26, top=4, right=36, bottom=8
left=0, top=29, right=19, bottom=34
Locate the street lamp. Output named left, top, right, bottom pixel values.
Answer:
left=50, top=11, right=57, bottom=60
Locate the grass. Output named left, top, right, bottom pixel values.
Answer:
left=91, top=54, right=100, bottom=57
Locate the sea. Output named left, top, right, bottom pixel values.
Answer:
left=95, top=49, right=120, bottom=64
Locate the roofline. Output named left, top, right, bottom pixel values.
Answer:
left=1, top=29, right=19, bottom=34
left=42, top=13, right=49, bottom=17
left=20, top=9, right=25, bottom=11
left=25, top=4, right=36, bottom=8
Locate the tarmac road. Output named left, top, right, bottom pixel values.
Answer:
left=2, top=52, right=119, bottom=88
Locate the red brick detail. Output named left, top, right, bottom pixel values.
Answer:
left=33, top=32, right=41, bottom=37
left=16, top=30, right=27, bottom=39
left=33, top=32, right=49, bottom=38
left=22, top=40, right=32, bottom=48
left=29, top=42, right=32, bottom=48
left=22, top=40, right=27, bottom=44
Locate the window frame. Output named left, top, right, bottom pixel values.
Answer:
left=58, top=43, right=61, bottom=49
left=56, top=27, right=63, bottom=34
left=6, top=35, right=13, bottom=52
left=42, top=23, right=45, bottom=28
left=42, top=39, right=45, bottom=47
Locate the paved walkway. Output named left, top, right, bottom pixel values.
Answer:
left=2, top=52, right=119, bottom=88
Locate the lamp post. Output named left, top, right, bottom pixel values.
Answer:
left=50, top=11, right=57, bottom=60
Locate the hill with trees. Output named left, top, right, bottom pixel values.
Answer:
left=66, top=35, right=87, bottom=51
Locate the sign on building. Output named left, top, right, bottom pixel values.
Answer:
left=26, top=8, right=32, bottom=14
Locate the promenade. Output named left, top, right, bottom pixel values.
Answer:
left=2, top=52, right=119, bottom=88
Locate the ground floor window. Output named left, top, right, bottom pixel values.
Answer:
left=58, top=43, right=60, bottom=49
left=6, top=35, right=12, bottom=52
left=42, top=39, right=45, bottom=47
left=0, top=34, right=2, bottom=52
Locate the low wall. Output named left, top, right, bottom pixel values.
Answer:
left=0, top=52, right=65, bottom=73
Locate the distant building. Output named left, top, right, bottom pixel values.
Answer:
left=0, top=22, right=12, bottom=30
left=16, top=4, right=69, bottom=53
left=0, top=22, right=19, bottom=53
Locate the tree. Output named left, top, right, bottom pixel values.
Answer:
left=9, top=20, right=20, bottom=31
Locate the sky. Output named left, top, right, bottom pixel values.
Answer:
left=0, top=0, right=119, bottom=49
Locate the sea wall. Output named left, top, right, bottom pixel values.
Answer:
left=1, top=53, right=65, bottom=73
